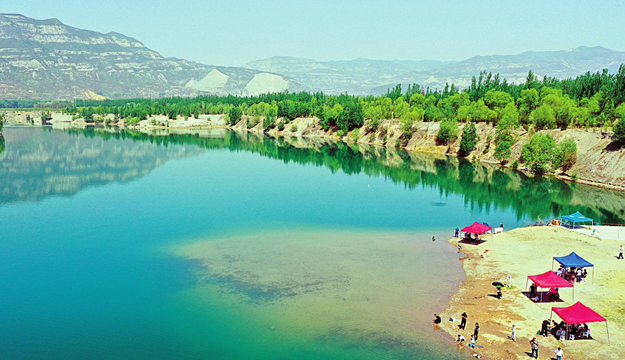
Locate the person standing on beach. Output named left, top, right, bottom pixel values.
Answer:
left=500, top=222, right=503, bottom=231
left=432, top=236, right=435, bottom=242
left=459, top=312, right=467, bottom=330
left=433, top=314, right=441, bottom=324
left=530, top=337, right=539, bottom=359
left=473, top=322, right=480, bottom=341
left=554, top=346, right=564, bottom=360
left=618, top=245, right=624, bottom=259
left=510, top=325, right=516, bottom=341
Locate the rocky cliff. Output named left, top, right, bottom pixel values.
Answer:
left=0, top=14, right=307, bottom=100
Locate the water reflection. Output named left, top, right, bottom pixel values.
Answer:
left=0, top=127, right=204, bottom=204
left=3, top=126, right=624, bottom=223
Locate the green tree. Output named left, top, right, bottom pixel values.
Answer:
left=521, top=133, right=557, bottom=173
left=517, top=88, right=539, bottom=127
left=337, top=101, right=364, bottom=132
left=532, top=104, right=556, bottom=129
left=227, top=106, right=243, bottom=125
left=484, top=89, right=514, bottom=110
left=459, top=123, right=478, bottom=156
left=498, top=103, right=520, bottom=129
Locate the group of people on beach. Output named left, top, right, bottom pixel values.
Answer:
left=540, top=319, right=591, bottom=341
left=433, top=312, right=481, bottom=351
left=556, top=264, right=587, bottom=283
left=530, top=282, right=561, bottom=302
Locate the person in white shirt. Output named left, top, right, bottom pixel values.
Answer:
left=554, top=346, right=564, bottom=360
left=510, top=325, right=517, bottom=341
left=456, top=334, right=466, bottom=344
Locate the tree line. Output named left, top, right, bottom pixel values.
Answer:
left=66, top=65, right=625, bottom=135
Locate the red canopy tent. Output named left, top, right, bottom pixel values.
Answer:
left=526, top=271, right=575, bottom=303
left=461, top=222, right=492, bottom=234
left=551, top=302, right=610, bottom=345
left=460, top=222, right=493, bottom=243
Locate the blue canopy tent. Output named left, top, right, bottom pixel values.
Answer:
left=552, top=252, right=595, bottom=283
left=561, top=211, right=593, bottom=228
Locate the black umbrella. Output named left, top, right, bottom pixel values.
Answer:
left=492, top=281, right=504, bottom=287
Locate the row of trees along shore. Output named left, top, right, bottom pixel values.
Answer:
left=60, top=66, right=625, bottom=171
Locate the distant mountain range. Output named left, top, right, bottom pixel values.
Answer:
left=246, top=47, right=625, bottom=95
left=0, top=14, right=306, bottom=100
left=1, top=14, right=624, bottom=99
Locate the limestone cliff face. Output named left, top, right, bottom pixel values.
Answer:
left=0, top=14, right=306, bottom=99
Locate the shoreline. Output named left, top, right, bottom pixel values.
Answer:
left=440, top=226, right=625, bottom=360
left=3, top=110, right=625, bottom=192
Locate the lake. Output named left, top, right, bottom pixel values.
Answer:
left=1, top=127, right=623, bottom=360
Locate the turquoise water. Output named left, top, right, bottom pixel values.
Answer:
left=0, top=127, right=623, bottom=360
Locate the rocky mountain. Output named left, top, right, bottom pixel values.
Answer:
left=0, top=14, right=307, bottom=100
left=243, top=56, right=452, bottom=94
left=422, top=46, right=625, bottom=89
left=246, top=47, right=625, bottom=95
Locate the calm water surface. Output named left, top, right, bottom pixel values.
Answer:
left=0, top=127, right=623, bottom=360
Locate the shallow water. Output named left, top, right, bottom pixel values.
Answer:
left=0, top=127, right=623, bottom=359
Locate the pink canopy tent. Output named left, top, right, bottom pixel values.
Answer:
left=461, top=222, right=492, bottom=234
left=461, top=222, right=493, bottom=243
left=551, top=302, right=610, bottom=345
left=526, top=271, right=575, bottom=302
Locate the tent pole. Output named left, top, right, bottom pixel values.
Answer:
left=525, top=278, right=528, bottom=291
left=606, top=320, right=610, bottom=346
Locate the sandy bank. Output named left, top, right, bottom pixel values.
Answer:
left=441, top=226, right=625, bottom=360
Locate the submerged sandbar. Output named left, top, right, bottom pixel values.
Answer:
left=168, top=227, right=466, bottom=358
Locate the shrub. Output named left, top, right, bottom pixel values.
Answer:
left=494, top=129, right=513, bottom=163
left=337, top=130, right=345, bottom=137
left=351, top=128, right=360, bottom=142
left=614, top=119, right=625, bottom=144
left=459, top=123, right=478, bottom=156
left=263, top=115, right=276, bottom=129
left=494, top=141, right=511, bottom=163
left=248, top=114, right=260, bottom=128
left=277, top=121, right=285, bottom=131
left=289, top=124, right=298, bottom=132
left=437, top=120, right=459, bottom=144
left=400, top=118, right=414, bottom=139
left=511, top=159, right=519, bottom=169
left=126, top=117, right=141, bottom=125
left=553, top=139, right=577, bottom=171
left=368, top=118, right=380, bottom=131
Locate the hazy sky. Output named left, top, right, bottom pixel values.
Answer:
left=4, top=0, right=625, bottom=66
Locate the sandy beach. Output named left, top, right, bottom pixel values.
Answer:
left=441, top=226, right=625, bottom=360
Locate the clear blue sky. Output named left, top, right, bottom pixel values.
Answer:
left=3, top=0, right=624, bottom=66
